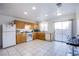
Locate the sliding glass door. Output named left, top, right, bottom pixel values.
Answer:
left=55, top=21, right=72, bottom=42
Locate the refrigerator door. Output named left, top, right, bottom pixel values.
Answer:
left=3, top=24, right=16, bottom=32
left=2, top=32, right=16, bottom=48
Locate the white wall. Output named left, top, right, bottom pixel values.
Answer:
left=48, top=21, right=54, bottom=33
left=72, top=18, right=76, bottom=36
left=0, top=25, right=2, bottom=48
left=0, top=15, right=15, bottom=25
left=39, top=21, right=54, bottom=33
left=48, top=21, right=55, bottom=41
left=50, top=14, right=75, bottom=22
left=0, top=14, right=36, bottom=25
left=76, top=6, right=79, bottom=35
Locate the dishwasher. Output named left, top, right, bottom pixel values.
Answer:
left=26, top=33, right=32, bottom=42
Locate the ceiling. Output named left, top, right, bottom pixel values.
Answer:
left=0, top=3, right=77, bottom=22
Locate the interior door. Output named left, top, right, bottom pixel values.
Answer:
left=55, top=21, right=72, bottom=42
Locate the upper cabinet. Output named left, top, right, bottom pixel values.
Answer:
left=14, top=20, right=25, bottom=29
left=33, top=23, right=39, bottom=29
left=14, top=20, right=39, bottom=29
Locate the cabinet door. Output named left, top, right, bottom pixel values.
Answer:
left=16, top=33, right=21, bottom=44
left=20, top=22, right=25, bottom=29
left=40, top=33, right=45, bottom=40
left=20, top=33, right=26, bottom=43
left=15, top=21, right=21, bottom=29
left=32, top=33, right=36, bottom=40
left=35, top=33, right=38, bottom=39
left=35, top=32, right=45, bottom=40
left=15, top=21, right=25, bottom=29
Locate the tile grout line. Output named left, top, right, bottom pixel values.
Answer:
left=14, top=46, right=23, bottom=56
left=5, top=48, right=10, bottom=56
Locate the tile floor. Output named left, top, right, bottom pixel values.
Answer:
left=0, top=40, right=70, bottom=56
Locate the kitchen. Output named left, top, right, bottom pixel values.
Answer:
left=0, top=19, right=53, bottom=48
left=0, top=3, right=77, bottom=56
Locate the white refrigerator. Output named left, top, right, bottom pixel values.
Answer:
left=2, top=24, right=16, bottom=48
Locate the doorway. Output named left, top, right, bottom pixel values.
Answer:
left=55, top=21, right=72, bottom=43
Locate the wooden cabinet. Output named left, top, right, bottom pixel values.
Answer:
left=16, top=33, right=26, bottom=44
left=37, top=32, right=45, bottom=40
left=16, top=33, right=21, bottom=44
left=14, top=20, right=39, bottom=44
left=14, top=20, right=39, bottom=29
left=20, top=33, right=26, bottom=43
left=20, top=22, right=25, bottom=29
left=32, top=32, right=36, bottom=40
left=33, top=23, right=39, bottom=30
left=14, top=20, right=25, bottom=29
left=33, top=32, right=45, bottom=40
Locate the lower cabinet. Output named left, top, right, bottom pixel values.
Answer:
left=32, top=33, right=36, bottom=40
left=33, top=32, right=53, bottom=41
left=16, top=33, right=26, bottom=44
left=33, top=32, right=45, bottom=40
left=16, top=33, right=21, bottom=44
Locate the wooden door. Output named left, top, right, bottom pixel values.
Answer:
left=20, top=22, right=25, bottom=29
left=20, top=33, right=26, bottom=43
left=38, top=32, right=45, bottom=40
left=15, top=21, right=21, bottom=29
left=16, top=33, right=21, bottom=44
left=14, top=20, right=25, bottom=29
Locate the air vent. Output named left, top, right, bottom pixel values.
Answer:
left=56, top=3, right=62, bottom=7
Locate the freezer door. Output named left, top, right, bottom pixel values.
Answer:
left=3, top=24, right=16, bottom=32
left=2, top=32, right=16, bottom=48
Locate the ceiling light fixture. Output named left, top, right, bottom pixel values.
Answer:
left=56, top=3, right=62, bottom=16
left=32, top=6, right=36, bottom=10
left=24, top=11, right=28, bottom=15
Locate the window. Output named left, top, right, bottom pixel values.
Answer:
left=55, top=21, right=70, bottom=29
left=25, top=24, right=31, bottom=31
left=39, top=22, right=48, bottom=31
